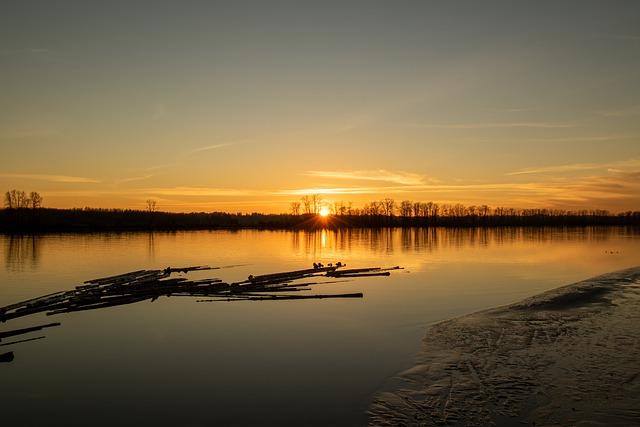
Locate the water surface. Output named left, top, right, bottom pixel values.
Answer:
left=1, top=227, right=639, bottom=426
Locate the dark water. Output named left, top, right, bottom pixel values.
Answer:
left=1, top=227, right=639, bottom=426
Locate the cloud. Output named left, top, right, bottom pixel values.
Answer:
left=0, top=173, right=100, bottom=183
left=304, top=169, right=429, bottom=185
left=393, top=121, right=577, bottom=129
left=280, top=170, right=640, bottom=208
left=596, top=104, right=640, bottom=117
left=143, top=164, right=171, bottom=172
left=520, top=134, right=636, bottom=143
left=507, top=158, right=640, bottom=176
left=141, top=186, right=256, bottom=197
left=189, top=142, right=239, bottom=153
left=116, top=174, right=155, bottom=184
left=279, top=182, right=565, bottom=197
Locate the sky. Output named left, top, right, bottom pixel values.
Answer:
left=1, top=0, right=639, bottom=213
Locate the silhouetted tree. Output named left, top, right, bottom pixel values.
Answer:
left=400, top=200, right=413, bottom=217
left=290, top=201, right=301, bottom=215
left=311, top=194, right=322, bottom=214
left=382, top=198, right=395, bottom=216
left=4, top=191, right=13, bottom=209
left=4, top=189, right=30, bottom=208
left=29, top=192, right=42, bottom=209
left=337, top=201, right=347, bottom=216
left=301, top=196, right=312, bottom=214
left=146, top=199, right=157, bottom=212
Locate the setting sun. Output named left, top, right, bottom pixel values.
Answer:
left=319, top=207, right=330, bottom=217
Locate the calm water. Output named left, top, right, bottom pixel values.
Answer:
left=1, top=227, right=639, bottom=426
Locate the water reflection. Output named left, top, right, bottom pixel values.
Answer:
left=147, top=232, right=156, bottom=260
left=4, top=235, right=41, bottom=272
left=289, top=227, right=639, bottom=256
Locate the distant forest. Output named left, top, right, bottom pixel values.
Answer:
left=1, top=204, right=639, bottom=233
left=1, top=189, right=639, bottom=231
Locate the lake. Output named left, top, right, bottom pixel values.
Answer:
left=1, top=227, right=639, bottom=426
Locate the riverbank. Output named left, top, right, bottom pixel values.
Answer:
left=1, top=208, right=638, bottom=232
left=369, top=266, right=640, bottom=426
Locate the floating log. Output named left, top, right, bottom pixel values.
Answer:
left=84, top=269, right=147, bottom=284
left=0, top=336, right=46, bottom=347
left=164, top=266, right=213, bottom=274
left=0, top=263, right=401, bottom=324
left=329, top=272, right=391, bottom=277
left=244, top=292, right=363, bottom=301
left=247, top=266, right=337, bottom=283
left=197, top=292, right=363, bottom=302
left=326, top=267, right=381, bottom=275
left=0, top=291, right=68, bottom=315
left=0, top=322, right=61, bottom=341
left=0, top=351, right=14, bottom=363
left=326, top=266, right=402, bottom=277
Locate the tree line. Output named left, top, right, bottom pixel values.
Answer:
left=4, top=189, right=43, bottom=209
left=1, top=191, right=639, bottom=232
left=290, top=195, right=626, bottom=218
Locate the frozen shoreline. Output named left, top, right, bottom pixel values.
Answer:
left=369, top=267, right=640, bottom=426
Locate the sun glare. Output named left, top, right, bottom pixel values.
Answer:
left=319, top=207, right=330, bottom=217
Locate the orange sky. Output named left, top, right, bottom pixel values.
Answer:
left=1, top=2, right=639, bottom=213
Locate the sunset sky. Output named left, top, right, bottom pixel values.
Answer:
left=1, top=1, right=639, bottom=213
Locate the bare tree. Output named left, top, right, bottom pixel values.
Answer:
left=146, top=199, right=157, bottom=212
left=300, top=196, right=312, bottom=214
left=4, top=191, right=13, bottom=209
left=311, top=194, right=322, bottom=214
left=400, top=200, right=413, bottom=217
left=412, top=202, right=421, bottom=217
left=5, top=189, right=29, bottom=208
left=290, top=201, right=301, bottom=215
left=29, top=192, right=43, bottom=209
left=382, top=198, right=395, bottom=216
left=368, top=201, right=382, bottom=216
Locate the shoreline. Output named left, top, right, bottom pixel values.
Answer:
left=369, top=266, right=640, bottom=426
left=1, top=208, right=638, bottom=233
left=2, top=225, right=640, bottom=236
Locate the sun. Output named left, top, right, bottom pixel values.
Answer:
left=319, top=207, right=330, bottom=217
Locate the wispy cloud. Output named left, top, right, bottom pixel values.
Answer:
left=116, top=174, right=155, bottom=184
left=279, top=182, right=566, bottom=196
left=393, top=121, right=577, bottom=129
left=596, top=104, right=640, bottom=117
left=189, top=142, right=239, bottom=153
left=0, top=173, right=100, bottom=183
left=141, top=186, right=256, bottom=197
left=507, top=158, right=640, bottom=176
left=279, top=171, right=640, bottom=210
left=143, top=164, right=171, bottom=172
left=304, top=169, right=429, bottom=185
left=519, top=134, right=636, bottom=143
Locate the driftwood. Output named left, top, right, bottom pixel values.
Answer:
left=0, top=263, right=401, bottom=323
left=0, top=322, right=60, bottom=341
left=198, top=292, right=364, bottom=302
left=0, top=263, right=403, bottom=362
left=0, top=336, right=46, bottom=347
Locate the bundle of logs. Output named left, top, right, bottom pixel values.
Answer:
left=0, top=263, right=402, bottom=362
left=0, top=263, right=402, bottom=324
